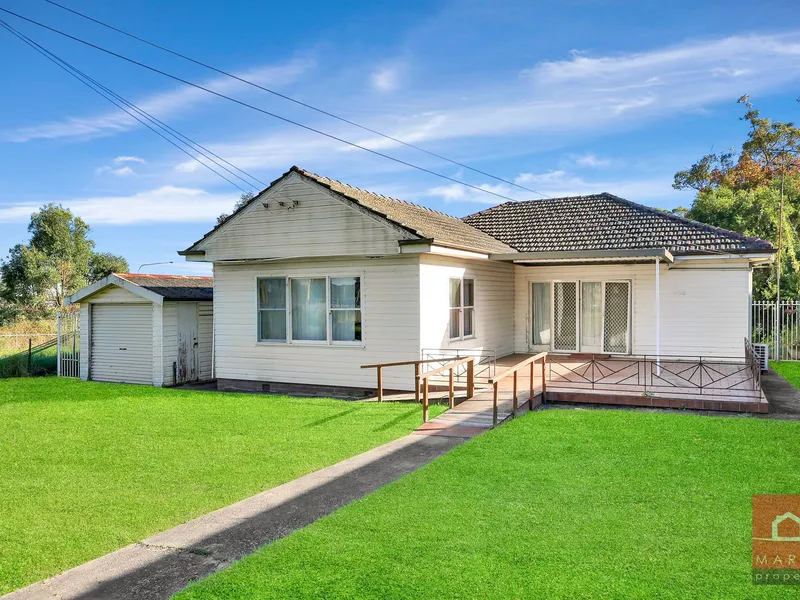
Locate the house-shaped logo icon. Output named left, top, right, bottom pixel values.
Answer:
left=771, top=512, right=800, bottom=542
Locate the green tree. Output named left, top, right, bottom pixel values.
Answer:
left=675, top=97, right=800, bottom=300
left=0, top=204, right=128, bottom=320
left=688, top=186, right=798, bottom=300
left=217, top=191, right=255, bottom=225
left=89, top=252, right=129, bottom=281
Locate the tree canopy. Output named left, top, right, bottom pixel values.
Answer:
left=0, top=204, right=129, bottom=322
left=673, top=97, right=800, bottom=300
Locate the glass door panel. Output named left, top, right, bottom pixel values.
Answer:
left=581, top=282, right=602, bottom=352
left=553, top=281, right=577, bottom=351
left=603, top=281, right=630, bottom=353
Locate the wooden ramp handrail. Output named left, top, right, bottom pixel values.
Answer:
left=417, top=356, right=476, bottom=423
left=361, top=357, right=475, bottom=419
left=487, top=352, right=548, bottom=426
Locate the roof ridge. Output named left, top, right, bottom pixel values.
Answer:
left=297, top=167, right=457, bottom=219
left=115, top=273, right=213, bottom=280
left=599, top=193, right=770, bottom=247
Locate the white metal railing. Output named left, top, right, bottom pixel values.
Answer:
left=752, top=301, right=800, bottom=361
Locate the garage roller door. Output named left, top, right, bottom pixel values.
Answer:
left=90, top=304, right=153, bottom=384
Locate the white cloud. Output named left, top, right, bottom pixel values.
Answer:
left=4, top=59, right=314, bottom=143
left=0, top=186, right=238, bottom=225
left=425, top=170, right=674, bottom=205
left=371, top=66, right=401, bottom=93
left=95, top=165, right=135, bottom=177
left=570, top=153, right=612, bottom=168
left=352, top=32, right=800, bottom=151
left=114, top=156, right=146, bottom=164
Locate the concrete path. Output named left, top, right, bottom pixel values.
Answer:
left=761, top=368, right=800, bottom=419
left=4, top=431, right=474, bottom=600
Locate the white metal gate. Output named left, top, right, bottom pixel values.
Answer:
left=752, top=301, right=800, bottom=361
left=57, top=310, right=80, bottom=378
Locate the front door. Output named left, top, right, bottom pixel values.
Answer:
left=176, top=302, right=199, bottom=383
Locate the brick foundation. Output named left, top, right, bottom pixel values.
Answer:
left=544, top=390, right=768, bottom=414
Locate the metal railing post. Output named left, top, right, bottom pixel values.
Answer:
left=56, top=312, right=62, bottom=377
left=529, top=361, right=534, bottom=407
left=541, top=355, right=547, bottom=403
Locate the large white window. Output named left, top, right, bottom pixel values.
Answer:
left=257, top=276, right=363, bottom=344
left=449, top=278, right=475, bottom=340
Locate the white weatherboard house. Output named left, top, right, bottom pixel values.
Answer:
left=66, top=273, right=213, bottom=386
left=177, top=166, right=773, bottom=400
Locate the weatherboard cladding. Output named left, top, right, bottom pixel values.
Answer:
left=115, top=274, right=213, bottom=301
left=462, top=193, right=773, bottom=255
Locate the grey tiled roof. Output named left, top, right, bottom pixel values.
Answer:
left=294, top=168, right=515, bottom=254
left=115, top=274, right=213, bottom=301
left=462, top=193, right=773, bottom=255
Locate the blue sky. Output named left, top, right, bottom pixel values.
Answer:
left=0, top=0, right=798, bottom=275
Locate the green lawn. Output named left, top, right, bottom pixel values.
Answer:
left=0, top=378, right=440, bottom=594
left=771, top=360, right=800, bottom=389
left=177, top=409, right=800, bottom=600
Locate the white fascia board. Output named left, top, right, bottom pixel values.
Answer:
left=63, top=274, right=164, bottom=306
left=674, top=253, right=774, bottom=263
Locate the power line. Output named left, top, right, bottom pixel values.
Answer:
left=0, top=19, right=257, bottom=194
left=0, top=6, right=527, bottom=204
left=39, top=0, right=549, bottom=199
left=2, top=6, right=733, bottom=256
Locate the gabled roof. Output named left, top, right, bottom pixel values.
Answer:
left=115, top=274, right=213, bottom=301
left=462, top=193, right=774, bottom=255
left=182, top=166, right=514, bottom=255
left=64, top=273, right=213, bottom=306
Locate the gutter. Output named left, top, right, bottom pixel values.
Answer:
left=490, top=248, right=674, bottom=264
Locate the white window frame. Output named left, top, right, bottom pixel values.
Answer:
left=255, top=274, right=365, bottom=347
left=449, top=277, right=476, bottom=341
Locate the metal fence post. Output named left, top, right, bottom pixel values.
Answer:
left=56, top=312, right=62, bottom=377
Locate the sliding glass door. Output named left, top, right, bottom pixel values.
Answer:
left=531, top=279, right=630, bottom=354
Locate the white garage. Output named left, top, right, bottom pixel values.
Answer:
left=65, top=273, right=214, bottom=386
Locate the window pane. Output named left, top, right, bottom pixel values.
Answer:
left=332, top=310, right=362, bottom=342
left=531, top=282, right=551, bottom=345
left=330, top=277, right=360, bottom=309
left=258, top=278, right=285, bottom=309
left=449, top=279, right=462, bottom=308
left=463, top=307, right=474, bottom=337
left=449, top=308, right=461, bottom=339
left=259, top=310, right=286, bottom=341
left=291, top=278, right=327, bottom=341
left=464, top=279, right=474, bottom=307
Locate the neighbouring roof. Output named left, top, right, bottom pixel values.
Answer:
left=183, top=166, right=514, bottom=255
left=114, top=274, right=213, bottom=301
left=462, top=193, right=774, bottom=255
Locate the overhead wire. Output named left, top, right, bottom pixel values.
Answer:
left=39, top=0, right=550, bottom=199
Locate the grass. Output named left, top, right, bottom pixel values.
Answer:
left=176, top=409, right=800, bottom=600
left=0, top=378, right=442, bottom=594
left=770, top=360, right=800, bottom=389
